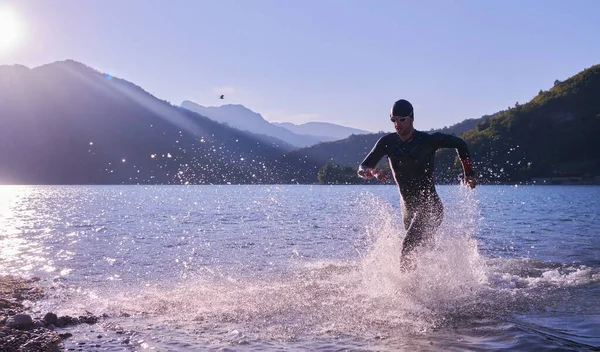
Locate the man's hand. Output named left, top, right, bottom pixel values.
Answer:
left=464, top=175, right=476, bottom=189
left=358, top=167, right=389, bottom=183
left=374, top=170, right=390, bottom=183
left=358, top=167, right=376, bottom=179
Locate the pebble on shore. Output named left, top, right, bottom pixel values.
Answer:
left=0, top=275, right=100, bottom=352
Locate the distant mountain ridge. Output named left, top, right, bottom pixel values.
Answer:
left=273, top=121, right=370, bottom=140
left=181, top=101, right=328, bottom=148
left=180, top=101, right=369, bottom=147
left=0, top=60, right=302, bottom=184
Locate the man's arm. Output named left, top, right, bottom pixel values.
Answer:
left=357, top=136, right=388, bottom=180
left=461, top=158, right=476, bottom=189
left=431, top=133, right=476, bottom=188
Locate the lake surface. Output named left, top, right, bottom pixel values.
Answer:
left=1, top=185, right=599, bottom=351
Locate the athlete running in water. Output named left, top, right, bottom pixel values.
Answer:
left=358, top=99, right=476, bottom=270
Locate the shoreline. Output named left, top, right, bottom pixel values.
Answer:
left=0, top=275, right=62, bottom=351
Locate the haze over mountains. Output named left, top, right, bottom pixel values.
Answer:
left=180, top=101, right=370, bottom=148
left=0, top=60, right=302, bottom=184
left=273, top=121, right=370, bottom=140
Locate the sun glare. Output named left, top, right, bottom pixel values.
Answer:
left=0, top=5, right=22, bottom=54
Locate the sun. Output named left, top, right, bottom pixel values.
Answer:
left=0, top=5, right=22, bottom=54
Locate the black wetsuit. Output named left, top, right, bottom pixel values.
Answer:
left=359, top=130, right=473, bottom=262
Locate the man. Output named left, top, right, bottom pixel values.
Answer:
left=358, top=99, right=476, bottom=270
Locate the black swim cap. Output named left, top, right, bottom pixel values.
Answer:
left=390, top=99, right=414, bottom=118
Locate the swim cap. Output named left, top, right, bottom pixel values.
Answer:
left=390, top=99, right=414, bottom=118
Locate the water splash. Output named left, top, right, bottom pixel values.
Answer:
left=33, top=186, right=599, bottom=349
left=46, top=189, right=474, bottom=329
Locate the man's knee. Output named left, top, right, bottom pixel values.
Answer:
left=403, top=233, right=432, bottom=251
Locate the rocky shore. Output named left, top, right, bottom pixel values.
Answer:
left=0, top=275, right=99, bottom=352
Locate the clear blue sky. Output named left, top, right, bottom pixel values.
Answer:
left=1, top=0, right=599, bottom=132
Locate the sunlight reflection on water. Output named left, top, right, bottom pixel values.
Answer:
left=1, top=185, right=598, bottom=351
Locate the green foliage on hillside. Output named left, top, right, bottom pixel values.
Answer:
left=301, top=64, right=600, bottom=185
left=317, top=162, right=361, bottom=184
left=461, top=64, right=600, bottom=183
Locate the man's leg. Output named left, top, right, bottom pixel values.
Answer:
left=400, top=213, right=428, bottom=270
left=400, top=203, right=443, bottom=270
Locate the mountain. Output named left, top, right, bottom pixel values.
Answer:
left=3, top=60, right=597, bottom=185
left=281, top=64, right=600, bottom=184
left=426, top=116, right=488, bottom=136
left=0, top=60, right=305, bottom=185
left=180, top=101, right=331, bottom=148
left=460, top=64, right=600, bottom=183
left=273, top=121, right=370, bottom=140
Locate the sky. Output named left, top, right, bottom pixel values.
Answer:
left=0, top=0, right=599, bottom=133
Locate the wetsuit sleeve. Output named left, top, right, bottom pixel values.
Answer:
left=430, top=133, right=474, bottom=176
left=359, top=136, right=387, bottom=170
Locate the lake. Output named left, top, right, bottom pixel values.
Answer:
left=0, top=185, right=599, bottom=351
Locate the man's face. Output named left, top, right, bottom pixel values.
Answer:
left=391, top=115, right=413, bottom=135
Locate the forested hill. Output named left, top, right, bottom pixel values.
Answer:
left=285, top=64, right=600, bottom=184
left=461, top=64, right=600, bottom=183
